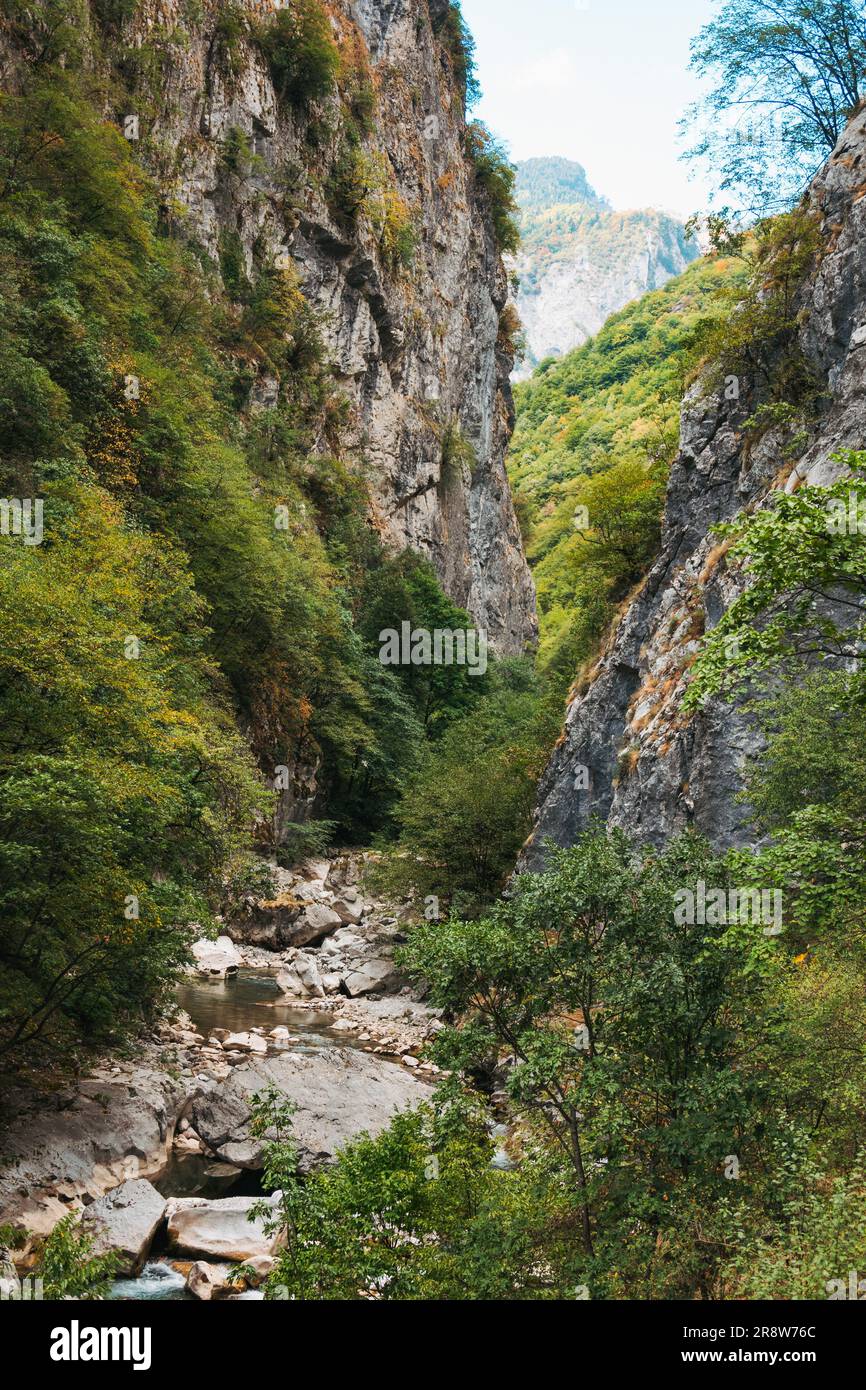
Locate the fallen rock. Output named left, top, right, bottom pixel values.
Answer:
left=186, top=1260, right=235, bottom=1301
left=298, top=902, right=342, bottom=941
left=343, top=958, right=402, bottom=997
left=332, top=898, right=364, bottom=925
left=165, top=1193, right=283, bottom=1261
left=190, top=936, right=241, bottom=977
left=80, top=1179, right=166, bottom=1276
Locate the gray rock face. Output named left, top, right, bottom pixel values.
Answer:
left=514, top=206, right=699, bottom=379
left=190, top=1047, right=433, bottom=1173
left=526, top=108, right=866, bottom=862
left=103, top=0, right=535, bottom=656
left=0, top=1062, right=188, bottom=1241
left=80, top=1178, right=167, bottom=1277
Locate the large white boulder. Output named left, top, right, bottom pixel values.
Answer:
left=165, top=1193, right=283, bottom=1261
left=191, top=936, right=242, bottom=977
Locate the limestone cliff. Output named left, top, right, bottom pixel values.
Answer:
left=525, top=109, right=866, bottom=862
left=109, top=0, right=536, bottom=652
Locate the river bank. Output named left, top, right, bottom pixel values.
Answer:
left=0, top=855, right=443, bottom=1298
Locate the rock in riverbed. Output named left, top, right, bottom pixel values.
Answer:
left=166, top=1193, right=283, bottom=1261
left=191, top=936, right=242, bottom=977
left=80, top=1178, right=167, bottom=1276
left=190, top=1047, right=434, bottom=1172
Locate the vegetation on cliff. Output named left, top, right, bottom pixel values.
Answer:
left=0, top=0, right=530, bottom=1065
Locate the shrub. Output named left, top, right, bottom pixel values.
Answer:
left=37, top=1216, right=120, bottom=1299
left=378, top=188, right=417, bottom=272
left=256, top=0, right=341, bottom=108
left=432, top=2, right=481, bottom=110
left=465, top=122, right=520, bottom=254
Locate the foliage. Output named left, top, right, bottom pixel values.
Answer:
left=465, top=122, right=520, bottom=255
left=255, top=0, right=341, bottom=109
left=684, top=451, right=866, bottom=709
left=431, top=1, right=481, bottom=111
left=370, top=662, right=561, bottom=914
left=691, top=205, right=823, bottom=409
left=252, top=1081, right=585, bottom=1300
left=509, top=254, right=744, bottom=676
left=0, top=57, right=491, bottom=1064
left=37, top=1215, right=120, bottom=1299
left=681, top=0, right=866, bottom=216
left=514, top=155, right=609, bottom=213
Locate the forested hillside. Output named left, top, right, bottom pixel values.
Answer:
left=508, top=253, right=745, bottom=679
left=0, top=0, right=537, bottom=1066
left=512, top=155, right=699, bottom=375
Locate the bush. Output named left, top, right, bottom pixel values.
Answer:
left=378, top=188, right=417, bottom=272
left=38, top=1216, right=120, bottom=1299
left=432, top=2, right=481, bottom=110
left=465, top=122, right=520, bottom=254
left=256, top=0, right=341, bottom=108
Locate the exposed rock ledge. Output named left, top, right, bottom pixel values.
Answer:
left=0, top=1054, right=187, bottom=1243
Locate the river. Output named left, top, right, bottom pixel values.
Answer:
left=109, top=968, right=358, bottom=1301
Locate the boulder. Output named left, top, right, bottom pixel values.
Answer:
left=190, top=936, right=242, bottom=977
left=298, top=857, right=331, bottom=883
left=190, top=1048, right=434, bottom=1173
left=165, top=1193, right=283, bottom=1261
left=332, top=898, right=364, bottom=924
left=185, top=1260, right=235, bottom=1301
left=293, top=953, right=324, bottom=998
left=343, top=957, right=402, bottom=997
left=297, top=902, right=342, bottom=941
left=80, top=1179, right=166, bottom=1276
left=225, top=895, right=302, bottom=951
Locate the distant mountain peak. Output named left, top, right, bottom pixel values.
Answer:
left=515, top=156, right=610, bottom=212
left=510, top=158, right=699, bottom=378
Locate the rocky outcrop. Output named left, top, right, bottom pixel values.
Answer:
left=0, top=1060, right=188, bottom=1243
left=80, top=1179, right=167, bottom=1277
left=190, top=1046, right=433, bottom=1171
left=227, top=852, right=407, bottom=998
left=87, top=0, right=535, bottom=655
left=526, top=109, right=866, bottom=861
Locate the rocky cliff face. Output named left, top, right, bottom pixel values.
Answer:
left=525, top=109, right=866, bottom=863
left=513, top=158, right=698, bottom=378
left=114, top=0, right=535, bottom=652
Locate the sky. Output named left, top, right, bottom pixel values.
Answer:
left=459, top=0, right=718, bottom=218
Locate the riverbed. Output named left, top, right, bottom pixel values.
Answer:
left=109, top=968, right=359, bottom=1301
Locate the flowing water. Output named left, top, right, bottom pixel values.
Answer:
left=175, top=967, right=348, bottom=1046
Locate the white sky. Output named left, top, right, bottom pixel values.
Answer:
left=459, top=0, right=718, bottom=218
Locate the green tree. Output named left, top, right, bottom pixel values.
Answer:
left=681, top=0, right=866, bottom=215
left=38, top=1215, right=120, bottom=1299
left=370, top=663, right=558, bottom=913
